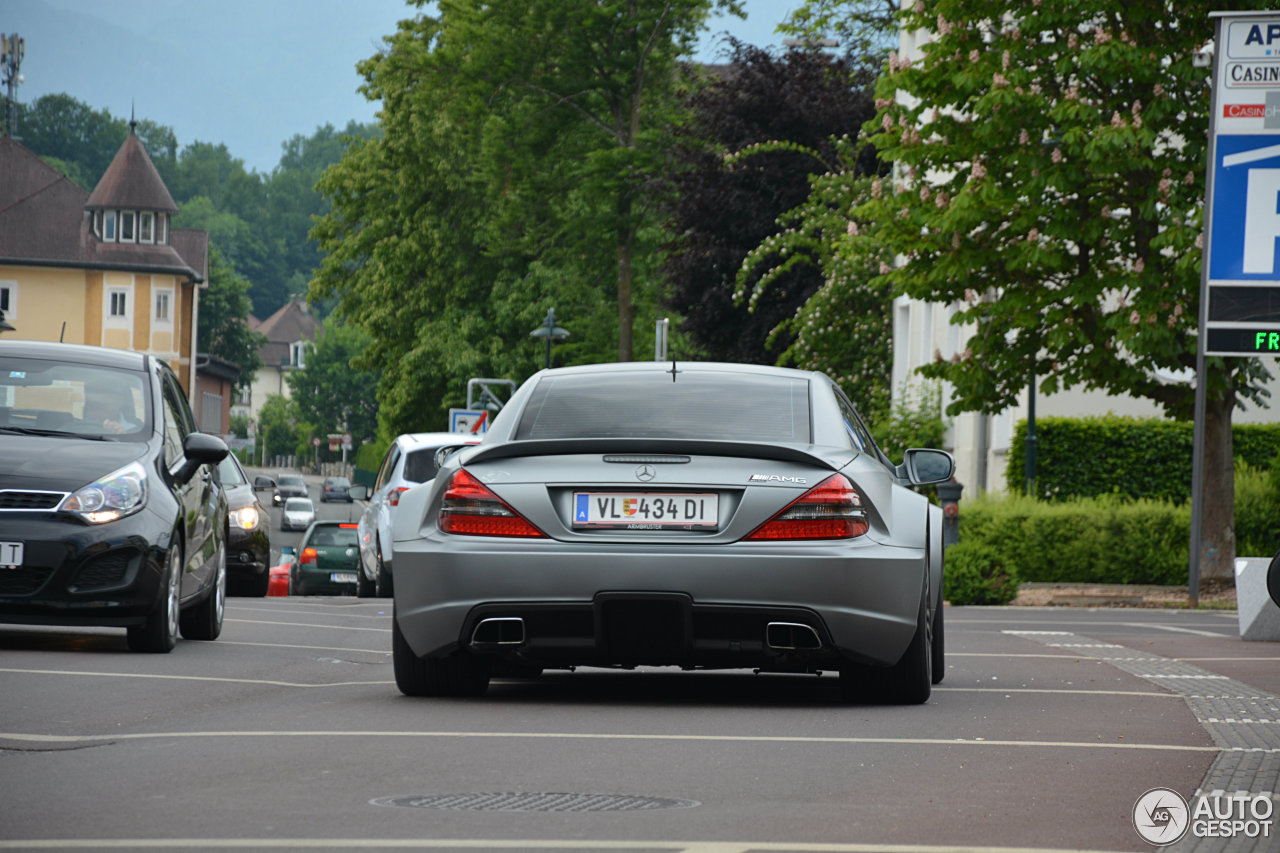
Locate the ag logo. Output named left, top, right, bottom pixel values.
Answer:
left=1133, top=788, right=1190, bottom=846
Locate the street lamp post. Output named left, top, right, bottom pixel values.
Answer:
left=529, top=308, right=569, bottom=369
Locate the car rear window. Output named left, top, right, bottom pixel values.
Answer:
left=402, top=448, right=439, bottom=484
left=513, top=371, right=811, bottom=443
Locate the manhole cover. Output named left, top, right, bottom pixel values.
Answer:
left=371, top=792, right=700, bottom=812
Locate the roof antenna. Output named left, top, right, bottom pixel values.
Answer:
left=668, top=357, right=680, bottom=383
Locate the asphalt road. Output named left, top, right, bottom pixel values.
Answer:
left=1, top=486, right=1277, bottom=852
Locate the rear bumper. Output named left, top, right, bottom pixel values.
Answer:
left=393, top=535, right=924, bottom=669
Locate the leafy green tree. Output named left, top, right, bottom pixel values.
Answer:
left=662, top=40, right=882, bottom=366
left=197, top=246, right=266, bottom=390
left=773, top=0, right=1271, bottom=579
left=17, top=94, right=177, bottom=186
left=286, top=319, right=380, bottom=450
left=257, top=393, right=301, bottom=460
left=313, top=1, right=738, bottom=437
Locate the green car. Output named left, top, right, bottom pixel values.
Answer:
left=290, top=522, right=361, bottom=596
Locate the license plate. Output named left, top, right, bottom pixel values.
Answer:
left=330, top=572, right=357, bottom=584
left=0, top=541, right=22, bottom=568
left=572, top=492, right=718, bottom=529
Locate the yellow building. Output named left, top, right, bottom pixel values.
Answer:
left=0, top=126, right=208, bottom=401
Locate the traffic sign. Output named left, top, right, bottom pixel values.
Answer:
left=1204, top=14, right=1280, bottom=356
left=449, top=408, right=489, bottom=434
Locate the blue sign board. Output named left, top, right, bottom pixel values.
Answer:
left=1209, top=134, right=1280, bottom=280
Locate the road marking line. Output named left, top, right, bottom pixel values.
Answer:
left=0, top=729, right=1222, bottom=752
left=217, top=640, right=390, bottom=655
left=223, top=619, right=390, bottom=633
left=0, top=668, right=392, bottom=689
left=935, top=687, right=1180, bottom=698
left=0, top=838, right=1134, bottom=852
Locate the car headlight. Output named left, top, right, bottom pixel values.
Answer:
left=62, top=461, right=148, bottom=524
left=230, top=504, right=261, bottom=530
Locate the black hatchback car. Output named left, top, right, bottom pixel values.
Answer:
left=217, top=453, right=271, bottom=596
left=0, top=340, right=230, bottom=652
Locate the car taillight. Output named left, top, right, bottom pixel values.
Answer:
left=438, top=469, right=546, bottom=538
left=300, top=547, right=318, bottom=565
left=744, top=473, right=869, bottom=541
left=387, top=487, right=410, bottom=507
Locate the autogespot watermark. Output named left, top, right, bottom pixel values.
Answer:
left=1133, top=787, right=1275, bottom=846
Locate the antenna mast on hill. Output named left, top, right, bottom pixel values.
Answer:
left=1, top=32, right=24, bottom=138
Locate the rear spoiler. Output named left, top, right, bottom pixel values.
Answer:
left=459, top=437, right=854, bottom=470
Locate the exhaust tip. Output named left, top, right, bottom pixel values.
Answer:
left=766, top=622, right=821, bottom=651
left=471, top=617, right=525, bottom=646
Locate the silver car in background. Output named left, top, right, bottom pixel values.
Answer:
left=389, top=362, right=954, bottom=704
left=355, top=432, right=480, bottom=598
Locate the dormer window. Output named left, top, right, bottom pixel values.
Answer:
left=120, top=211, right=135, bottom=242
left=157, top=213, right=168, bottom=244
left=92, top=210, right=169, bottom=244
left=103, top=211, right=117, bottom=241
left=140, top=212, right=154, bottom=243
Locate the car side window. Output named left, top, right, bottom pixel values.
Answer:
left=160, top=372, right=191, bottom=469
left=375, top=445, right=401, bottom=491
left=831, top=385, right=891, bottom=465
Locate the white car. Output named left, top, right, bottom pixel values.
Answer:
left=355, top=432, right=480, bottom=598
left=280, top=497, right=315, bottom=532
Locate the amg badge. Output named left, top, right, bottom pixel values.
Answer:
left=749, top=474, right=807, bottom=484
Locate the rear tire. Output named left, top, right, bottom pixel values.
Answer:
left=930, top=594, right=945, bottom=685
left=839, top=580, right=932, bottom=705
left=392, top=611, right=490, bottom=697
left=128, top=545, right=181, bottom=653
left=374, top=546, right=394, bottom=598
left=181, top=543, right=225, bottom=641
left=356, top=560, right=375, bottom=598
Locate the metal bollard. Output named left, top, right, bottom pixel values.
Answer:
left=937, top=479, right=964, bottom=549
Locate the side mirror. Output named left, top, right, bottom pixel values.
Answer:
left=281, top=545, right=296, bottom=556
left=176, top=433, right=230, bottom=485
left=434, top=443, right=474, bottom=469
left=898, top=448, right=955, bottom=485
left=348, top=484, right=370, bottom=501
left=1268, top=548, right=1280, bottom=609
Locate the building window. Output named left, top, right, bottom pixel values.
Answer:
left=0, top=281, right=14, bottom=321
left=110, top=291, right=128, bottom=317
left=140, top=212, right=154, bottom=243
left=92, top=211, right=101, bottom=239
left=155, top=291, right=170, bottom=322
left=291, top=341, right=309, bottom=369
left=157, top=214, right=168, bottom=245
left=103, top=211, right=117, bottom=241
left=120, top=211, right=135, bottom=242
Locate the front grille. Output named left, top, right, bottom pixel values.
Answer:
left=0, top=490, right=66, bottom=511
left=70, top=551, right=135, bottom=591
left=0, top=565, right=53, bottom=596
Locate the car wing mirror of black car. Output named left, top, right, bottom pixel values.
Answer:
left=1268, top=548, right=1280, bottom=609
left=897, top=448, right=955, bottom=486
left=348, top=484, right=370, bottom=501
left=175, top=433, right=230, bottom=485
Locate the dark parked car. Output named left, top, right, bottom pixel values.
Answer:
left=291, top=521, right=361, bottom=596
left=389, top=362, right=953, bottom=702
left=272, top=473, right=307, bottom=506
left=321, top=476, right=352, bottom=503
left=217, top=454, right=271, bottom=596
left=0, top=340, right=230, bottom=652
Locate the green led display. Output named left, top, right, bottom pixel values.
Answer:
left=1206, top=327, right=1280, bottom=355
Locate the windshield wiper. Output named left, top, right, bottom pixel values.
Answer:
left=0, top=425, right=109, bottom=441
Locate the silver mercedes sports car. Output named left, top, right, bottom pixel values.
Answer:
left=389, top=362, right=954, bottom=704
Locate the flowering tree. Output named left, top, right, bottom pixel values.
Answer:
left=752, top=0, right=1273, bottom=580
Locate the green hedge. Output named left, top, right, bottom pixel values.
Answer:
left=1005, top=415, right=1280, bottom=502
left=950, top=458, right=1280, bottom=596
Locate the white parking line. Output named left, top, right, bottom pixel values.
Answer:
left=223, top=618, right=390, bottom=632
left=217, top=640, right=390, bottom=655
left=0, top=667, right=392, bottom=689
left=0, top=729, right=1222, bottom=752
left=0, top=837, right=1133, bottom=853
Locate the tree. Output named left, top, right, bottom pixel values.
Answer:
left=17, top=94, right=177, bottom=187
left=783, top=0, right=1271, bottom=579
left=197, top=246, right=266, bottom=390
left=257, top=394, right=301, bottom=460
left=662, top=40, right=881, bottom=365
left=312, top=1, right=739, bottom=437
left=285, top=319, right=380, bottom=450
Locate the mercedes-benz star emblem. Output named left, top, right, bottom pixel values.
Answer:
left=635, top=464, right=656, bottom=482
